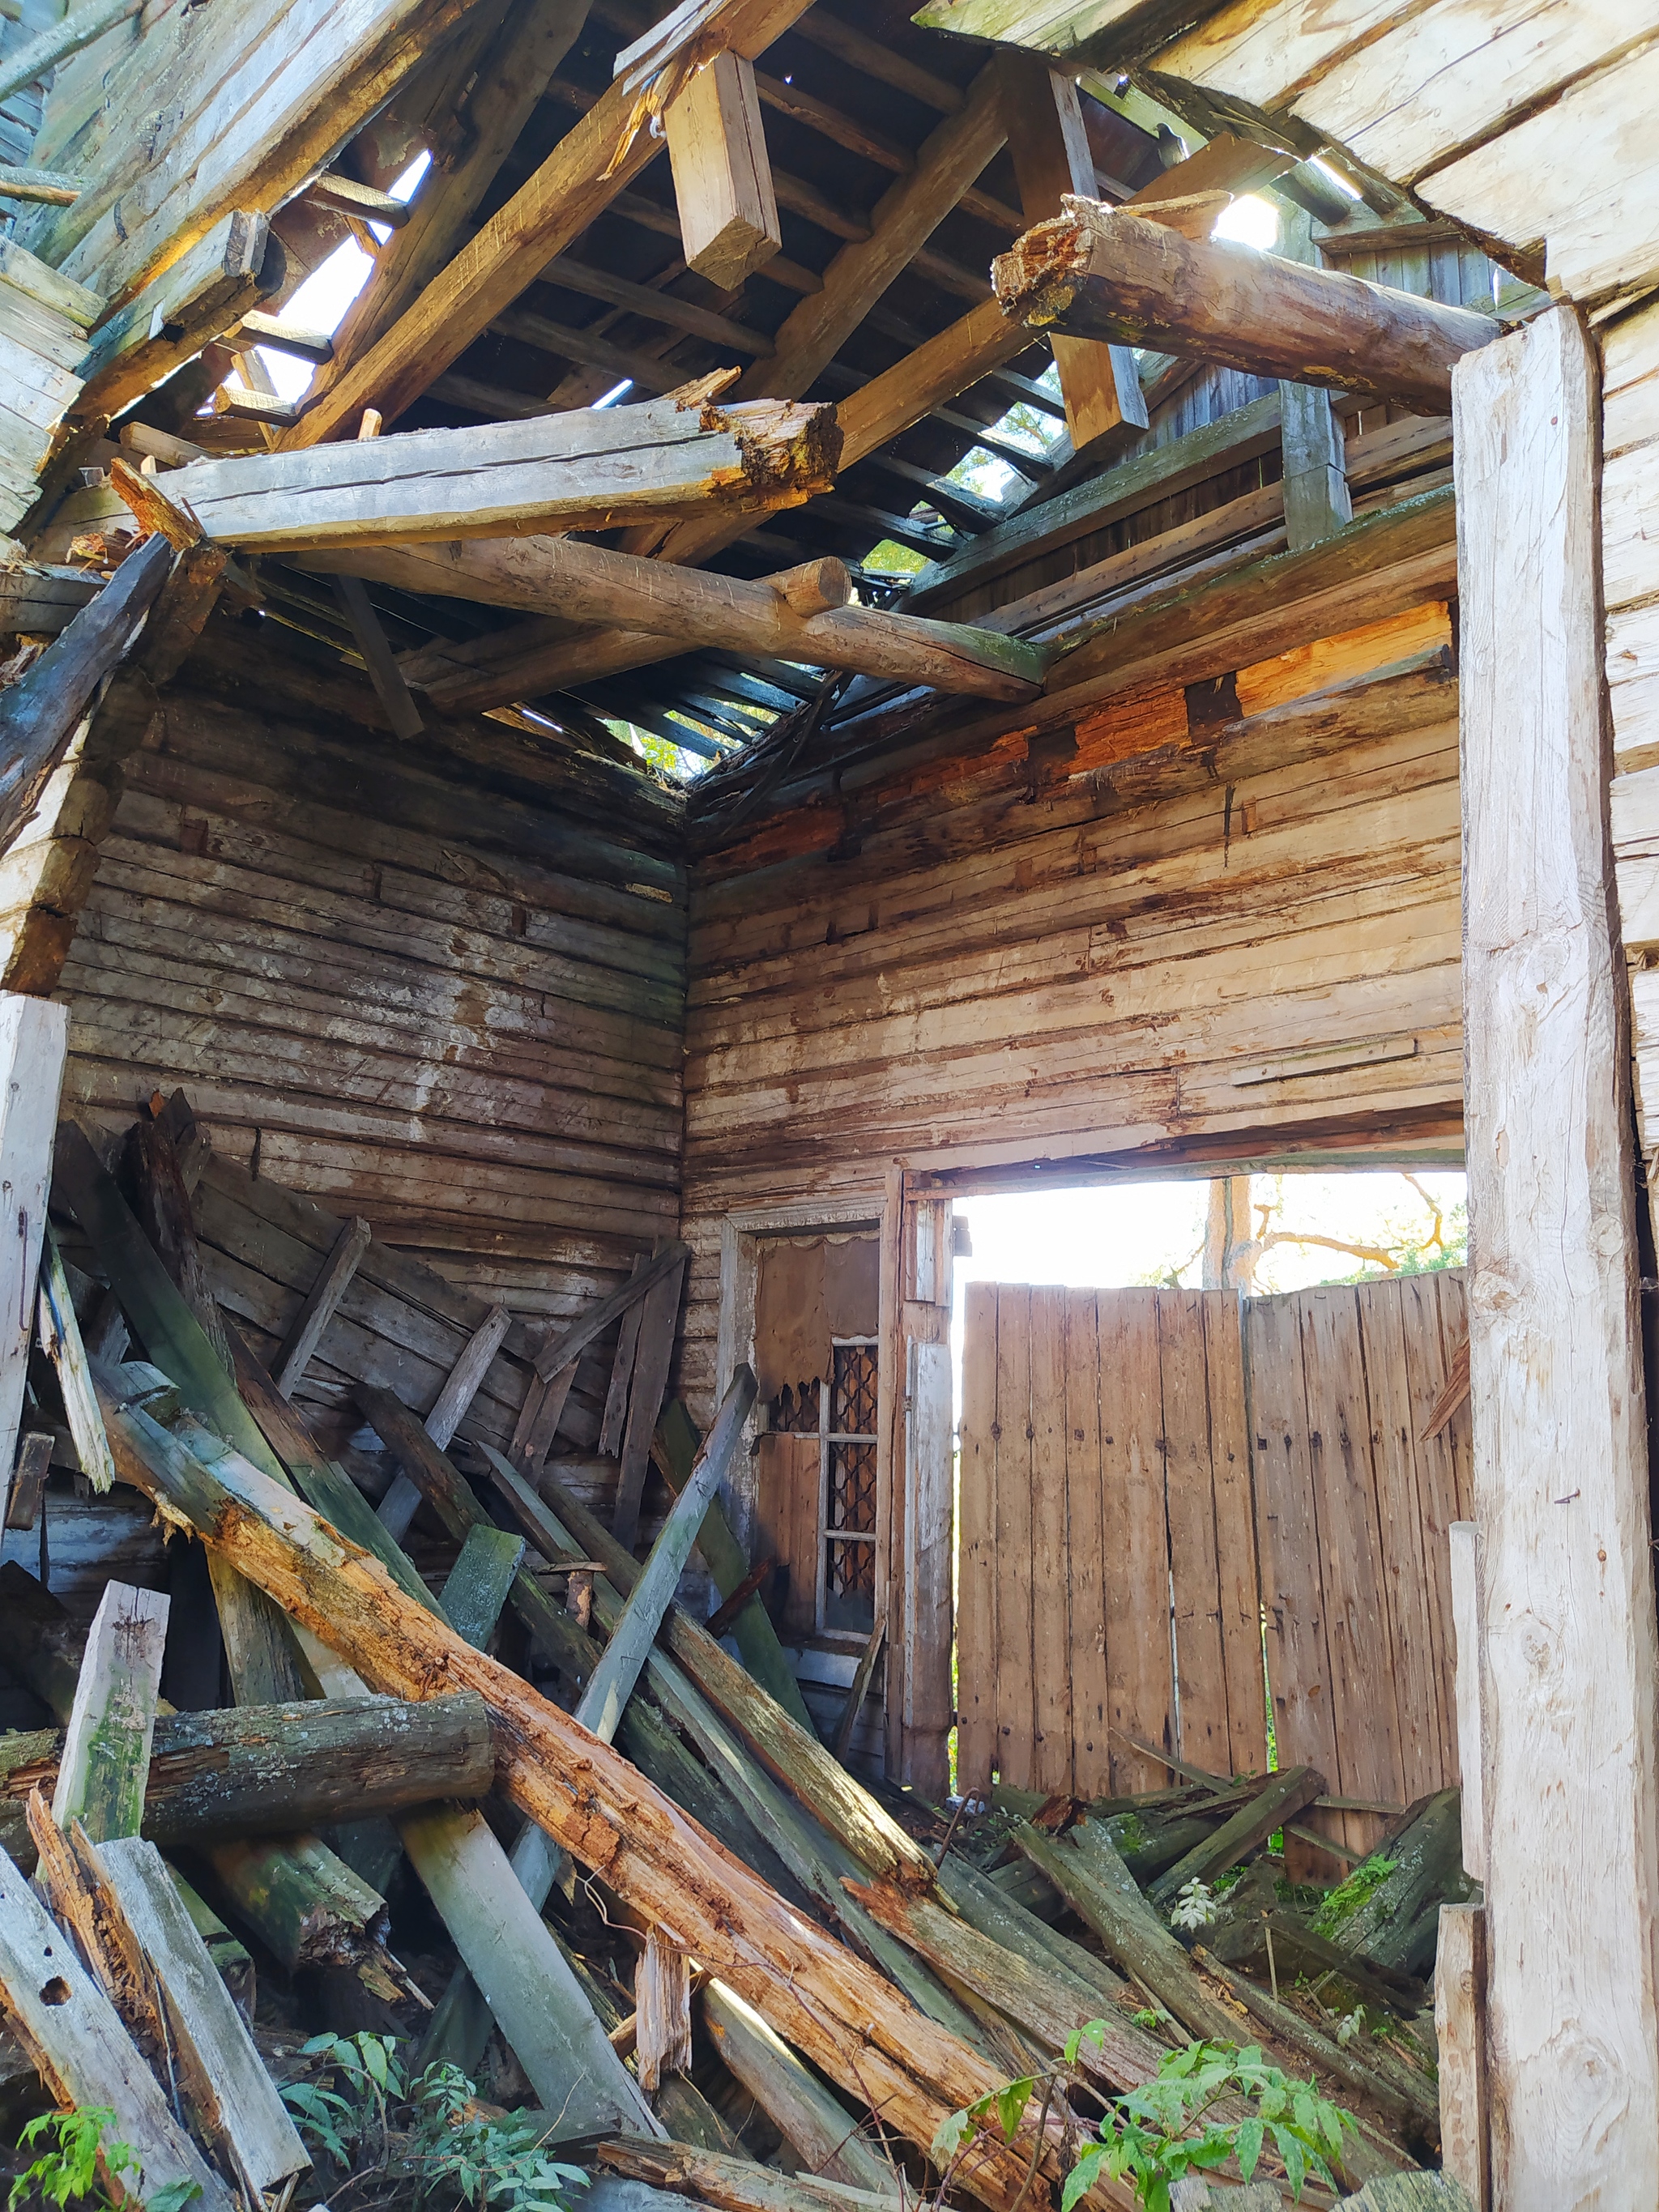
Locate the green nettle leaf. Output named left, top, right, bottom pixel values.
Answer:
left=1277, top=2125, right=1308, bottom=2198
left=1060, top=2146, right=1107, bottom=2211
left=147, top=2185, right=204, bottom=2212
left=1235, top=2114, right=1265, bottom=2180
left=996, top=2077, right=1036, bottom=2140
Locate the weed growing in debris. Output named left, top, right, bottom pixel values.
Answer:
left=10, top=2108, right=201, bottom=2211
left=932, top=2037, right=1355, bottom=2212
left=279, top=2033, right=588, bottom=2212
left=1167, top=1880, right=1221, bottom=1932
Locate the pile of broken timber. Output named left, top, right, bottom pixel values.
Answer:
left=0, top=1084, right=1452, bottom=2210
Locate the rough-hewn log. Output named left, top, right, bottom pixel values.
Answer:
left=309, top=533, right=1051, bottom=703
left=104, top=1396, right=1047, bottom=2210
left=170, top=390, right=840, bottom=550
left=992, top=200, right=1499, bottom=414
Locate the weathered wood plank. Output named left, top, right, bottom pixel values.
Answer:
left=956, top=1281, right=997, bottom=1799
left=0, top=996, right=68, bottom=1474
left=1456, top=304, right=1659, bottom=2201
left=1098, top=1290, right=1171, bottom=1794
left=1026, top=1284, right=1073, bottom=1795
left=52, top=1579, right=168, bottom=1843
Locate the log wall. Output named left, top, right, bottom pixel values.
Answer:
left=678, top=603, right=1465, bottom=1431
left=53, top=622, right=688, bottom=1387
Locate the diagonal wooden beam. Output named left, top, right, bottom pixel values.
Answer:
left=282, top=0, right=822, bottom=447
left=731, top=62, right=1007, bottom=406
left=305, top=533, right=1051, bottom=701
left=995, top=198, right=1500, bottom=413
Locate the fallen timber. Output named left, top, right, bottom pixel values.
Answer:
left=100, top=1393, right=1056, bottom=2212
left=302, top=535, right=1053, bottom=703
left=0, top=1694, right=495, bottom=1864
left=129, top=388, right=842, bottom=550
left=992, top=200, right=1500, bottom=414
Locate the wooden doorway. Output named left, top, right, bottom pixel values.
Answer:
left=957, top=1271, right=1471, bottom=1845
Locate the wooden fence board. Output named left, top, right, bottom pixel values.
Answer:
left=1202, top=1289, right=1265, bottom=1779
left=1064, top=1290, right=1107, bottom=1798
left=1158, top=1287, right=1231, bottom=1779
left=956, top=1282, right=996, bottom=1799
left=1098, top=1289, right=1172, bottom=1794
left=1027, top=1287, right=1073, bottom=1796
left=992, top=1288, right=1035, bottom=1791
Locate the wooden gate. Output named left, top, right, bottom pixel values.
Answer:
left=957, top=1284, right=1265, bottom=1801
left=1248, top=1271, right=1471, bottom=1858
left=957, top=1271, right=1471, bottom=1832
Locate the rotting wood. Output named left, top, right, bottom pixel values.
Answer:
left=1013, top=1819, right=1241, bottom=2047
left=52, top=1580, right=168, bottom=1843
left=0, top=1847, right=234, bottom=2210
left=1148, top=1765, right=1324, bottom=1907
left=599, top=2138, right=903, bottom=2212
left=992, top=201, right=1499, bottom=415
left=702, top=1978, right=893, bottom=2192
left=636, top=1924, right=693, bottom=2098
left=280, top=0, right=825, bottom=445
left=600, top=1257, right=649, bottom=1458
left=315, top=532, right=1053, bottom=704
left=332, top=574, right=426, bottom=741
left=177, top=392, right=839, bottom=549
left=98, top=1834, right=311, bottom=2208
left=651, top=1398, right=815, bottom=1732
left=104, top=1409, right=1047, bottom=2206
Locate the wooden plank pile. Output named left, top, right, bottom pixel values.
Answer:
left=0, top=1007, right=1466, bottom=2210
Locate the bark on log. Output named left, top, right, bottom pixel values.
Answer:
left=992, top=200, right=1499, bottom=414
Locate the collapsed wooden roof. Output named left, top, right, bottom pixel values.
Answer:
left=0, top=0, right=1525, bottom=820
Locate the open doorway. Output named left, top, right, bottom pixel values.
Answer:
left=949, top=1168, right=1470, bottom=1869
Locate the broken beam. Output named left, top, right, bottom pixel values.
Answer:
left=993, top=199, right=1500, bottom=414
left=159, top=391, right=840, bottom=551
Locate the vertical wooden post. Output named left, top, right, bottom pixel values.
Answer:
left=898, top=1187, right=953, bottom=1799
left=997, top=53, right=1146, bottom=454
left=1448, top=1519, right=1486, bottom=1879
left=1437, top=1899, right=1491, bottom=2210
left=1456, top=302, right=1659, bottom=2205
left=0, top=995, right=67, bottom=1476
left=663, top=51, right=781, bottom=292
left=1277, top=207, right=1351, bottom=552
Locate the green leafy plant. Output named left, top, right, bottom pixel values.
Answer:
left=1311, top=1855, right=1397, bottom=1937
left=279, top=2035, right=587, bottom=2212
left=410, top=2065, right=589, bottom=2211
left=11, top=2108, right=201, bottom=2212
left=280, top=2031, right=407, bottom=2170
left=1060, top=2039, right=1353, bottom=2212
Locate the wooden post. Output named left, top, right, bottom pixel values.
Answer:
left=997, top=52, right=1145, bottom=453
left=53, top=1581, right=168, bottom=1842
left=1436, top=1900, right=1491, bottom=2210
left=663, top=51, right=782, bottom=291
left=377, top=1300, right=512, bottom=1540
left=0, top=997, right=66, bottom=1476
left=898, top=1191, right=953, bottom=1800
left=1448, top=1520, right=1486, bottom=1881
left=1277, top=208, right=1351, bottom=552
left=1456, top=302, right=1659, bottom=2203
left=271, top=1213, right=371, bottom=1396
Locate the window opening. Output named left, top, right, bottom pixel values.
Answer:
left=819, top=1337, right=878, bottom=1634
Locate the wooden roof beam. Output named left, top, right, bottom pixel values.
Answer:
left=281, top=0, right=823, bottom=445
left=303, top=535, right=1050, bottom=703
left=162, top=389, right=840, bottom=551
left=993, top=198, right=1501, bottom=413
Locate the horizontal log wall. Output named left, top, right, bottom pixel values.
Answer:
left=53, top=627, right=688, bottom=1478
left=677, top=600, right=1464, bottom=1431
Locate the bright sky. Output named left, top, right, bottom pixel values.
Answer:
left=948, top=1170, right=1468, bottom=1404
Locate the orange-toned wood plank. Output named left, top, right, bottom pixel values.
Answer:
left=1235, top=600, right=1452, bottom=717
